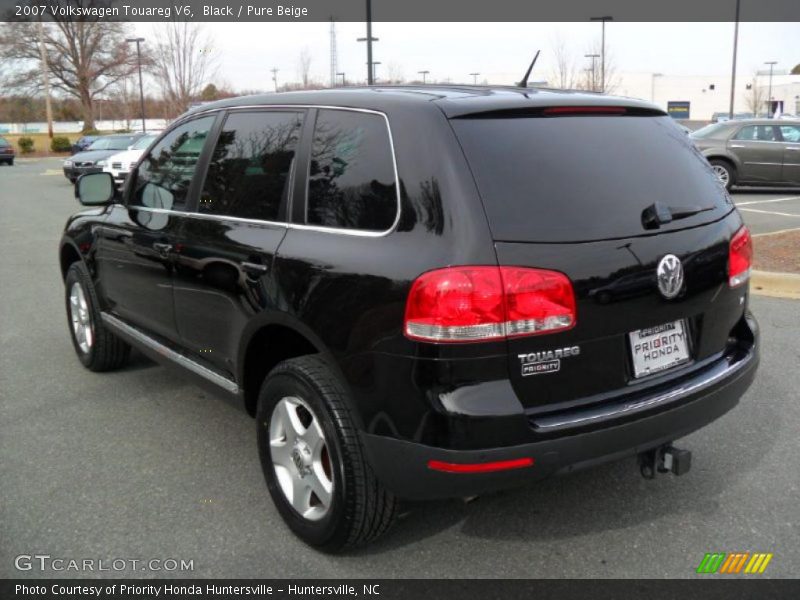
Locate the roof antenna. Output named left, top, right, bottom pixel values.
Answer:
left=518, top=50, right=541, bottom=88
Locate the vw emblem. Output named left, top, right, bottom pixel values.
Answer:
left=657, top=254, right=684, bottom=299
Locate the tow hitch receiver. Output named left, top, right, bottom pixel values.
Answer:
left=639, top=444, right=692, bottom=479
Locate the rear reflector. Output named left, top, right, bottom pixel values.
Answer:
left=729, top=226, right=752, bottom=287
left=404, top=266, right=576, bottom=343
left=427, top=458, right=534, bottom=473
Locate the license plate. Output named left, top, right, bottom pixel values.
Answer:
left=629, top=320, right=691, bottom=378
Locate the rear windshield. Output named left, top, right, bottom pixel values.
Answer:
left=691, top=122, right=732, bottom=139
left=452, top=115, right=731, bottom=243
left=88, top=136, right=137, bottom=151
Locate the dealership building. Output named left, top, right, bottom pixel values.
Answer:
left=611, top=71, right=800, bottom=121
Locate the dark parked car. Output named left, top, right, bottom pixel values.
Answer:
left=691, top=119, right=800, bottom=189
left=0, top=136, right=15, bottom=165
left=71, top=135, right=100, bottom=155
left=63, top=133, right=144, bottom=183
left=60, top=87, right=759, bottom=551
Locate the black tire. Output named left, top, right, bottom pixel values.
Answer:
left=256, top=355, right=398, bottom=551
left=709, top=159, right=736, bottom=191
left=65, top=262, right=130, bottom=372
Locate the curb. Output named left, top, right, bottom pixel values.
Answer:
left=751, top=270, right=800, bottom=300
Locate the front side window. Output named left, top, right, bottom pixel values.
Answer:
left=306, top=109, right=397, bottom=232
left=779, top=125, right=800, bottom=143
left=733, top=125, right=777, bottom=142
left=130, top=116, right=214, bottom=211
left=199, top=111, right=303, bottom=221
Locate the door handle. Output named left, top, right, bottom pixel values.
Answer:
left=152, top=242, right=173, bottom=256
left=729, top=144, right=745, bottom=148
left=241, top=261, right=269, bottom=275
left=786, top=147, right=800, bottom=151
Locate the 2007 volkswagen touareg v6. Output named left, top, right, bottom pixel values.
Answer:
left=60, top=87, right=759, bottom=551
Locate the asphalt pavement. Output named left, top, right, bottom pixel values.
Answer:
left=1, top=158, right=798, bottom=578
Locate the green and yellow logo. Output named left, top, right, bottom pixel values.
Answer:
left=696, top=552, right=773, bottom=574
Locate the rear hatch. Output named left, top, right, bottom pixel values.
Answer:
left=450, top=108, right=748, bottom=412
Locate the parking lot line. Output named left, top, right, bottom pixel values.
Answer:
left=739, top=207, right=800, bottom=218
left=753, top=226, right=800, bottom=237
left=736, top=196, right=800, bottom=206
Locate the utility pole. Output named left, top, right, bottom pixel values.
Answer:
left=470, top=72, right=480, bottom=85
left=126, top=37, right=146, bottom=132
left=271, top=68, right=279, bottom=92
left=357, top=0, right=378, bottom=84
left=590, top=16, right=613, bottom=93
left=36, top=19, right=53, bottom=140
left=765, top=61, right=778, bottom=117
left=585, top=54, right=599, bottom=92
left=728, top=0, right=740, bottom=119
left=418, top=70, right=430, bottom=84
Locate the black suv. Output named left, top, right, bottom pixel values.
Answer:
left=60, top=87, right=759, bottom=551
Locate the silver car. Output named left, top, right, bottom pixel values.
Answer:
left=690, top=119, right=800, bottom=190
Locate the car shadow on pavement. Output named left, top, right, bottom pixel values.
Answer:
left=345, top=386, right=780, bottom=555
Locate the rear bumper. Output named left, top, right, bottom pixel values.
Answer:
left=362, top=314, right=759, bottom=500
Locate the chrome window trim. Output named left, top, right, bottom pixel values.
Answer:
left=167, top=104, right=402, bottom=238
left=130, top=206, right=289, bottom=229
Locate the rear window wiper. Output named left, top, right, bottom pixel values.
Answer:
left=641, top=201, right=715, bottom=230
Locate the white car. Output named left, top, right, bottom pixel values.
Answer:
left=101, top=133, right=158, bottom=186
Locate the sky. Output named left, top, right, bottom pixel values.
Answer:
left=134, top=21, right=800, bottom=91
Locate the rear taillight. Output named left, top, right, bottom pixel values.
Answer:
left=403, top=266, right=576, bottom=343
left=729, top=226, right=752, bottom=288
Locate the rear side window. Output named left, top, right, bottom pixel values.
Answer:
left=733, top=125, right=778, bottom=141
left=306, top=109, right=398, bottom=232
left=199, top=111, right=303, bottom=221
left=451, top=115, right=732, bottom=243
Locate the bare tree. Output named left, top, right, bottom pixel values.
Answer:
left=386, top=61, right=405, bottom=84
left=549, top=34, right=577, bottom=89
left=297, top=47, right=312, bottom=88
left=152, top=22, right=217, bottom=117
left=744, top=76, right=767, bottom=117
left=575, top=40, right=619, bottom=94
left=0, top=4, right=139, bottom=131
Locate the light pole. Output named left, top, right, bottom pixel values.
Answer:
left=337, top=72, right=346, bottom=87
left=126, top=37, right=146, bottom=132
left=418, top=70, right=430, bottom=84
left=765, top=61, right=778, bottom=117
left=590, top=16, right=613, bottom=93
left=357, top=0, right=378, bottom=84
left=469, top=72, right=480, bottom=85
left=728, top=0, right=741, bottom=119
left=585, top=54, right=599, bottom=92
left=651, top=72, right=663, bottom=102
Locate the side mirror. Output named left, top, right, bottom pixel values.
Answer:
left=76, top=172, right=115, bottom=206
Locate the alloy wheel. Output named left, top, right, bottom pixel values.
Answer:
left=269, top=396, right=334, bottom=521
left=712, top=164, right=730, bottom=187
left=69, top=282, right=93, bottom=354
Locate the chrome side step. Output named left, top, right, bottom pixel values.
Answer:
left=101, top=313, right=240, bottom=395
